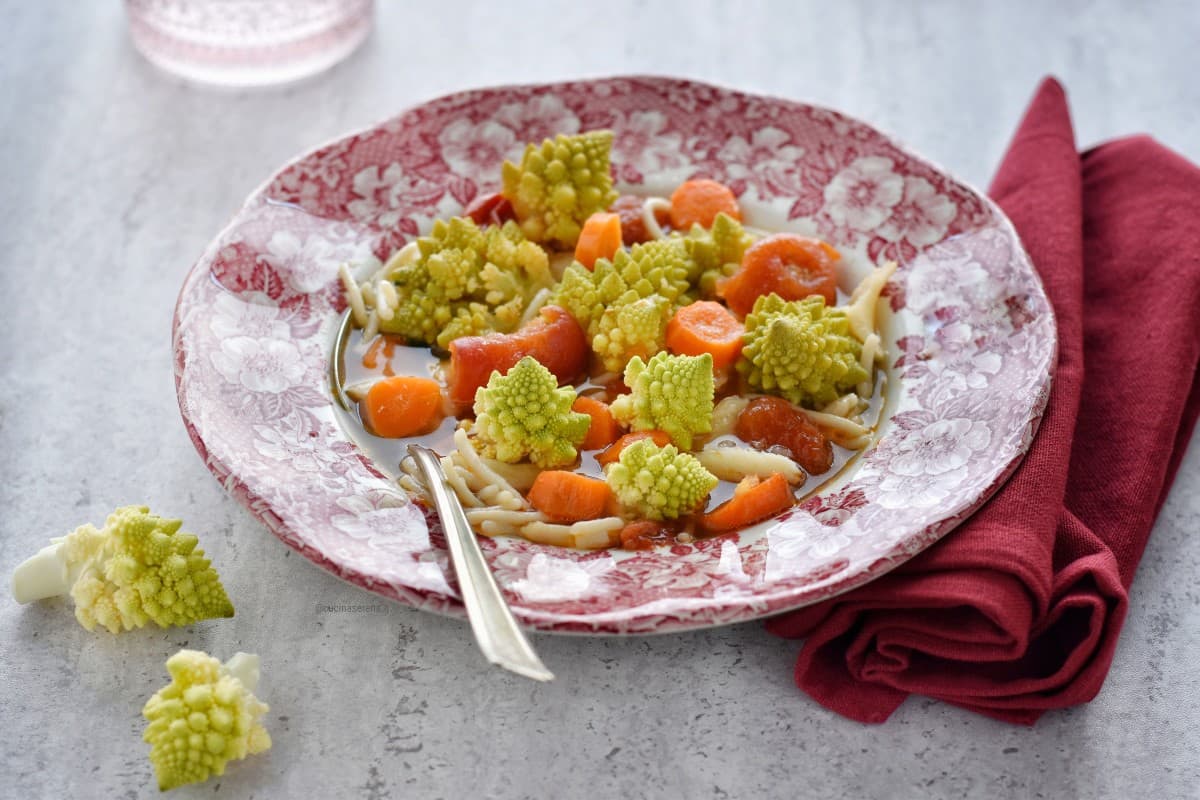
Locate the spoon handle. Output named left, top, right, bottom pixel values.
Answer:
left=407, top=445, right=554, bottom=682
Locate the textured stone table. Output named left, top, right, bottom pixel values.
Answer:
left=3, top=2, right=1198, bottom=798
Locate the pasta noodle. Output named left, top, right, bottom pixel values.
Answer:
left=479, top=458, right=542, bottom=491
left=375, top=279, right=397, bottom=321
left=478, top=521, right=519, bottom=538
left=338, top=262, right=368, bottom=327
left=711, top=396, right=750, bottom=437
left=343, top=380, right=378, bottom=403
left=700, top=443, right=801, bottom=482
left=641, top=197, right=671, bottom=240
left=465, top=509, right=548, bottom=526
left=519, top=287, right=553, bottom=327
left=524, top=518, right=623, bottom=549
left=383, top=241, right=419, bottom=273
left=845, top=260, right=898, bottom=343
left=361, top=309, right=379, bottom=342
left=797, top=408, right=872, bottom=448
left=695, top=447, right=804, bottom=484
left=822, top=393, right=862, bottom=419
left=857, top=333, right=881, bottom=398
left=440, top=455, right=484, bottom=508
left=452, top=428, right=527, bottom=507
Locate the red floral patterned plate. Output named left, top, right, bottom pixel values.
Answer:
left=173, top=77, right=1054, bottom=633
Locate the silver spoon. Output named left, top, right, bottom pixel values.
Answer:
left=406, top=444, right=554, bottom=682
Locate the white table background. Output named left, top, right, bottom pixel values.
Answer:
left=3, top=2, right=1199, bottom=798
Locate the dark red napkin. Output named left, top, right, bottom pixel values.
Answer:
left=765, top=78, right=1200, bottom=724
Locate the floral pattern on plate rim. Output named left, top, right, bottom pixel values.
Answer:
left=173, top=77, right=1055, bottom=634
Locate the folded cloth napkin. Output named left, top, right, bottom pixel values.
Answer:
left=765, top=78, right=1200, bottom=724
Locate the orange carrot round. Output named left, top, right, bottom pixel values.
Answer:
left=700, top=474, right=794, bottom=533
left=618, top=520, right=677, bottom=550
left=719, top=233, right=840, bottom=314
left=528, top=471, right=615, bottom=523
left=359, top=376, right=445, bottom=438
left=574, top=212, right=623, bottom=269
left=669, top=179, right=741, bottom=230
left=572, top=395, right=621, bottom=451
left=665, top=301, right=745, bottom=370
left=595, top=430, right=674, bottom=466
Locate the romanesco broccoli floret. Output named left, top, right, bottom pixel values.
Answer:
left=590, top=291, right=672, bottom=373
left=418, top=215, right=487, bottom=300
left=501, top=130, right=619, bottom=248
left=605, top=438, right=718, bottom=520
left=549, top=258, right=627, bottom=333
left=682, top=212, right=756, bottom=297
left=610, top=351, right=715, bottom=450
left=737, top=293, right=868, bottom=407
left=472, top=356, right=590, bottom=468
left=610, top=238, right=695, bottom=306
left=11, top=506, right=234, bottom=633
left=143, top=650, right=270, bottom=791
left=378, top=218, right=553, bottom=348
left=549, top=238, right=696, bottom=337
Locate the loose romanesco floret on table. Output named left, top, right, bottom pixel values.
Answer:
left=143, top=650, right=271, bottom=791
left=605, top=438, right=718, bottom=520
left=610, top=351, right=715, bottom=450
left=737, top=293, right=869, bottom=407
left=378, top=217, right=553, bottom=348
left=473, top=356, right=591, bottom=468
left=10, top=505, right=234, bottom=633
left=682, top=212, right=756, bottom=297
left=501, top=130, right=619, bottom=248
left=590, top=290, right=673, bottom=374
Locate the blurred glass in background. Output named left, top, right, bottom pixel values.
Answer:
left=125, top=0, right=373, bottom=87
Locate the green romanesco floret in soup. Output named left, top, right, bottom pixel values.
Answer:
left=143, top=650, right=270, bottom=791
left=472, top=356, right=591, bottom=468
left=501, top=130, right=619, bottom=248
left=10, top=505, right=234, bottom=634
left=682, top=212, right=756, bottom=297
left=610, top=351, right=715, bottom=450
left=737, top=293, right=868, bottom=407
left=605, top=438, right=718, bottom=520
left=549, top=258, right=627, bottom=334
left=610, top=238, right=697, bottom=306
left=550, top=238, right=697, bottom=337
left=378, top=217, right=553, bottom=348
left=590, top=291, right=673, bottom=374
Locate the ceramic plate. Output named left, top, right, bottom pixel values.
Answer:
left=173, top=77, right=1054, bottom=633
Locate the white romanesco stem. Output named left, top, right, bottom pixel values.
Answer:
left=223, top=652, right=261, bottom=693
left=11, top=540, right=72, bottom=603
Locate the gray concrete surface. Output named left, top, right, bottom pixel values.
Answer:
left=2, top=2, right=1199, bottom=798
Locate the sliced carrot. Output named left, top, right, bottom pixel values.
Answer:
left=528, top=471, right=615, bottom=523
left=360, top=376, right=445, bottom=438
left=572, top=395, right=621, bottom=451
left=618, top=520, right=677, bottom=550
left=719, top=233, right=840, bottom=314
left=665, top=301, right=745, bottom=370
left=735, top=396, right=833, bottom=475
left=574, top=212, right=623, bottom=269
left=595, top=430, right=673, bottom=466
left=462, top=192, right=516, bottom=227
left=447, top=305, right=589, bottom=411
left=669, top=179, right=741, bottom=230
left=699, top=474, right=794, bottom=534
